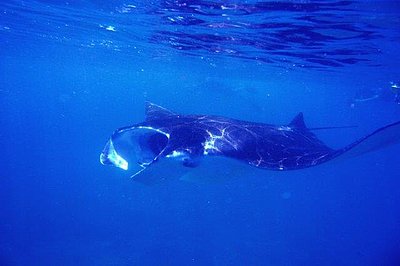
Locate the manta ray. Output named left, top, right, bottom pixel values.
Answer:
left=100, top=102, right=400, bottom=179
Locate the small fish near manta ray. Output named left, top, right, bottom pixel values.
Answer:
left=100, top=102, right=400, bottom=179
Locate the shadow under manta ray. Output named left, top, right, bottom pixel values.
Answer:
left=100, top=102, right=400, bottom=179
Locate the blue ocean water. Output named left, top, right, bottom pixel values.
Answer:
left=1, top=0, right=400, bottom=265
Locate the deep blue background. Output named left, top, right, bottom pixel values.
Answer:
left=1, top=1, right=400, bottom=265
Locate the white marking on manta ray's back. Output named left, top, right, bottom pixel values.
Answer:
left=203, top=128, right=228, bottom=155
left=277, top=126, right=293, bottom=131
left=311, top=153, right=330, bottom=165
left=252, top=157, right=264, bottom=167
left=202, top=126, right=241, bottom=155
left=203, top=130, right=221, bottom=155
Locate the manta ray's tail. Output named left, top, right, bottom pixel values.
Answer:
left=333, top=120, right=400, bottom=159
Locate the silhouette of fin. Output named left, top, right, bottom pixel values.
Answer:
left=289, top=112, right=307, bottom=129
left=288, top=112, right=333, bottom=149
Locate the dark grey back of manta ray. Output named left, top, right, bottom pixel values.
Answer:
left=101, top=102, right=400, bottom=173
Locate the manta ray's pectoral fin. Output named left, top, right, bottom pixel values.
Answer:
left=334, top=120, right=400, bottom=160
left=145, top=101, right=177, bottom=121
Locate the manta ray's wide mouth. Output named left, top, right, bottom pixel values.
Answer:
left=100, top=126, right=169, bottom=172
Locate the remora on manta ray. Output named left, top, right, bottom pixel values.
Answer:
left=100, top=102, right=400, bottom=178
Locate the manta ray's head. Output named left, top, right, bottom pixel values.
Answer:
left=100, top=126, right=170, bottom=174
